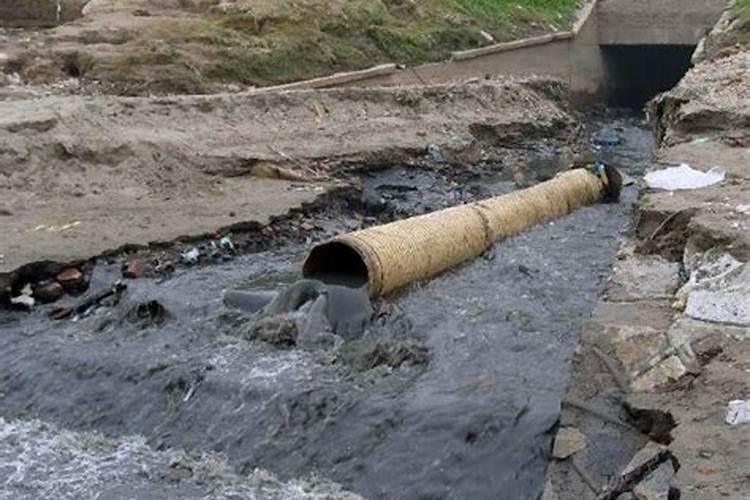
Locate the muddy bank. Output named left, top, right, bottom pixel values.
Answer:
left=545, top=6, right=750, bottom=499
left=0, top=79, right=573, bottom=274
left=0, top=113, right=649, bottom=499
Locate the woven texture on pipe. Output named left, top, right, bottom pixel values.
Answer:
left=332, top=204, right=490, bottom=296
left=312, top=169, right=604, bottom=297
left=477, top=169, right=603, bottom=240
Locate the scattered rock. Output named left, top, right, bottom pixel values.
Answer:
left=633, top=461, right=675, bottom=500
left=552, top=427, right=586, bottom=459
left=122, top=258, right=148, bottom=279
left=34, top=280, right=64, bottom=303
left=56, top=267, right=87, bottom=293
left=631, top=356, right=687, bottom=392
left=611, top=325, right=670, bottom=375
left=685, top=263, right=750, bottom=327
left=56, top=267, right=82, bottom=285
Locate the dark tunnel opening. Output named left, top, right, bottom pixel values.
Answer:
left=601, top=44, right=696, bottom=109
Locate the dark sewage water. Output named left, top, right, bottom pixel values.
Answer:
left=0, top=116, right=653, bottom=499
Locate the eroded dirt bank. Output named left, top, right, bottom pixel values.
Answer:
left=0, top=79, right=571, bottom=276
left=544, top=5, right=750, bottom=500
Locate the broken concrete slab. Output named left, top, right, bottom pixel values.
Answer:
left=633, top=460, right=675, bottom=500
left=622, top=442, right=668, bottom=477
left=636, top=183, right=750, bottom=261
left=553, top=427, right=587, bottom=459
left=611, top=325, right=670, bottom=375
left=631, top=355, right=687, bottom=392
left=668, top=317, right=750, bottom=359
left=589, top=301, right=675, bottom=331
left=607, top=255, right=681, bottom=301
left=685, top=264, right=750, bottom=326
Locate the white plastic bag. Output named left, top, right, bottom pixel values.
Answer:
left=645, top=164, right=725, bottom=190
left=726, top=400, right=750, bottom=425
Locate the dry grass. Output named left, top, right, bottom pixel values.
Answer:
left=9, top=0, right=578, bottom=94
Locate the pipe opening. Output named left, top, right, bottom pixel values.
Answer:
left=303, top=241, right=369, bottom=289
left=601, top=44, right=696, bottom=109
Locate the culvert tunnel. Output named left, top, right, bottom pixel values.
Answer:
left=601, top=44, right=697, bottom=109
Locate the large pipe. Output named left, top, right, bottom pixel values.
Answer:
left=303, top=168, right=615, bottom=297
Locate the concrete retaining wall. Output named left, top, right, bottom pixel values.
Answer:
left=362, top=34, right=572, bottom=87
left=253, top=0, right=728, bottom=104
left=598, top=0, right=727, bottom=45
left=254, top=3, right=596, bottom=98
left=256, top=32, right=576, bottom=92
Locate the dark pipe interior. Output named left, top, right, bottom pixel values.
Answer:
left=602, top=44, right=696, bottom=109
left=303, top=241, right=369, bottom=288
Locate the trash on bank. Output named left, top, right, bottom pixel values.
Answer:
left=180, top=247, right=201, bottom=266
left=726, top=400, right=750, bottom=425
left=644, top=164, right=726, bottom=191
left=219, top=236, right=235, bottom=254
left=10, top=284, right=35, bottom=309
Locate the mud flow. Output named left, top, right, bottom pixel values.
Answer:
left=0, top=116, right=653, bottom=499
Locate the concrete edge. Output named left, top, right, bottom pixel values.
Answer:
left=254, top=64, right=397, bottom=92
left=572, top=0, right=601, bottom=36
left=450, top=32, right=572, bottom=61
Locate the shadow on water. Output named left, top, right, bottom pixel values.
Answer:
left=0, top=115, right=653, bottom=499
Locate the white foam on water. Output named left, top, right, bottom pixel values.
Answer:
left=0, top=418, right=362, bottom=500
